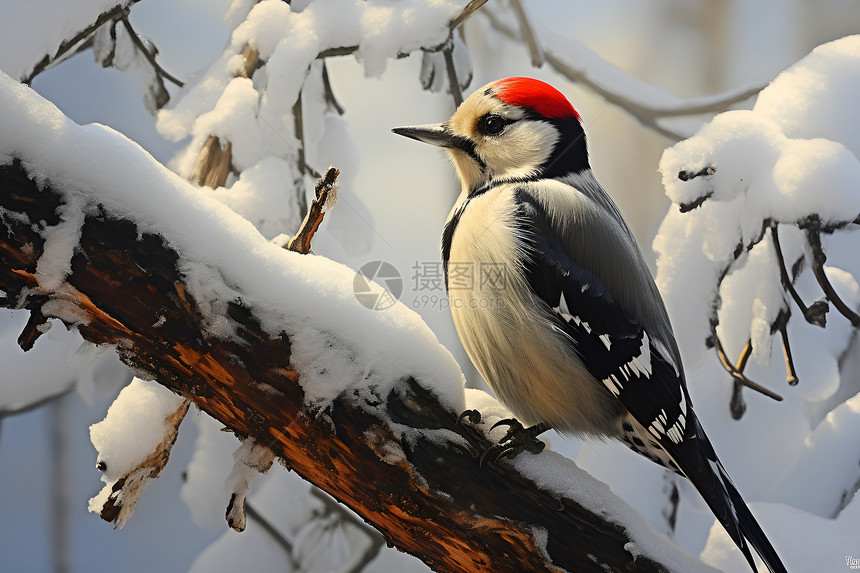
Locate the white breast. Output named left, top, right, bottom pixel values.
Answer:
left=446, top=185, right=623, bottom=437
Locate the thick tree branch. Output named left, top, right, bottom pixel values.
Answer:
left=0, top=155, right=688, bottom=572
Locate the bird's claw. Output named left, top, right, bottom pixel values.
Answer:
left=457, top=409, right=482, bottom=426
left=479, top=418, right=547, bottom=467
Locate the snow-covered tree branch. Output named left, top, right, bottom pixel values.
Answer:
left=3, top=2, right=860, bottom=571
left=0, top=73, right=715, bottom=573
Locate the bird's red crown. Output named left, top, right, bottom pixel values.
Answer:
left=493, top=77, right=581, bottom=121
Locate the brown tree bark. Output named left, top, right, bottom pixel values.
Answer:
left=0, top=158, right=673, bottom=573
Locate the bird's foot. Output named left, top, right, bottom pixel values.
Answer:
left=457, top=409, right=483, bottom=426
left=479, top=419, right=550, bottom=467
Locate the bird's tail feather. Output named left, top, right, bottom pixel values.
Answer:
left=684, top=455, right=788, bottom=573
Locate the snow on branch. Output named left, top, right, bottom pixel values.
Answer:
left=655, top=35, right=860, bottom=418
left=0, top=73, right=716, bottom=573
left=88, top=378, right=190, bottom=528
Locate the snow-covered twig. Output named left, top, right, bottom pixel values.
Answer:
left=88, top=379, right=191, bottom=528
left=225, top=438, right=276, bottom=532
left=189, top=45, right=259, bottom=188
left=22, top=1, right=141, bottom=84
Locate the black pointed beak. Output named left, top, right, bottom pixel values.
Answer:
left=392, top=123, right=469, bottom=151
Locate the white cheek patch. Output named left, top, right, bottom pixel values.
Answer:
left=482, top=120, right=559, bottom=180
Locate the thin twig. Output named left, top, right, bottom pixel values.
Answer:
left=771, top=224, right=828, bottom=327
left=729, top=339, right=752, bottom=419
left=119, top=14, right=184, bottom=87
left=443, top=40, right=464, bottom=107
left=0, top=382, right=77, bottom=419
left=777, top=320, right=799, bottom=386
left=292, top=90, right=311, bottom=216
left=806, top=228, right=860, bottom=327
left=283, top=167, right=340, bottom=254
left=510, top=0, right=543, bottom=67
left=449, top=0, right=491, bottom=30
left=246, top=501, right=299, bottom=568
left=321, top=61, right=345, bottom=115
left=714, top=335, right=783, bottom=402
left=308, top=488, right=386, bottom=573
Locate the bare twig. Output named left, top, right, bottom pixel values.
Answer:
left=771, top=224, right=828, bottom=327
left=119, top=14, right=184, bottom=87
left=321, top=61, right=345, bottom=115
left=308, top=488, right=386, bottom=573
left=729, top=339, right=753, bottom=419
left=713, top=335, right=783, bottom=402
left=443, top=40, right=464, bottom=107
left=246, top=502, right=299, bottom=568
left=291, top=90, right=313, bottom=216
left=449, top=0, right=491, bottom=30
left=0, top=382, right=76, bottom=419
left=777, top=319, right=799, bottom=386
left=283, top=167, right=340, bottom=254
left=510, top=0, right=543, bottom=67
left=806, top=228, right=860, bottom=327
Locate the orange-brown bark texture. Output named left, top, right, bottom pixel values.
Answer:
left=0, top=159, right=667, bottom=573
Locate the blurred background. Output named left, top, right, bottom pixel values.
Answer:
left=1, top=0, right=858, bottom=571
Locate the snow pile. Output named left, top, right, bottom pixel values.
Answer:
left=88, top=377, right=188, bottom=526
left=89, top=378, right=186, bottom=484
left=646, top=34, right=860, bottom=568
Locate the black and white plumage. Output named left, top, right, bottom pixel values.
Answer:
left=393, top=77, right=786, bottom=573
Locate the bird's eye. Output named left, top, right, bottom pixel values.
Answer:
left=477, top=113, right=509, bottom=136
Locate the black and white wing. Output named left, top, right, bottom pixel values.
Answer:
left=514, top=183, right=787, bottom=573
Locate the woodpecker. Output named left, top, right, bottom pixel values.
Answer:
left=393, top=77, right=787, bottom=573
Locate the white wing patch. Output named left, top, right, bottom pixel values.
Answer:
left=553, top=292, right=590, bottom=331
left=599, top=334, right=611, bottom=350
left=603, top=373, right=623, bottom=396
left=653, top=400, right=688, bottom=445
